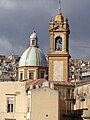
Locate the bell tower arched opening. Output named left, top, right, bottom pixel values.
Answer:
left=55, top=36, right=62, bottom=51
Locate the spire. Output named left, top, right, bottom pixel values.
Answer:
left=58, top=0, right=62, bottom=15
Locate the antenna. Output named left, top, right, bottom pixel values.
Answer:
left=58, top=0, right=62, bottom=14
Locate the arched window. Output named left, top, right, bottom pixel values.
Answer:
left=32, top=40, right=35, bottom=45
left=55, top=36, right=62, bottom=51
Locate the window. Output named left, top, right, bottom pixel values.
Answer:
left=29, top=72, right=34, bottom=80
left=20, top=72, right=23, bottom=80
left=40, top=71, right=45, bottom=78
left=7, top=97, right=14, bottom=113
left=33, top=85, right=36, bottom=89
left=32, top=40, right=35, bottom=45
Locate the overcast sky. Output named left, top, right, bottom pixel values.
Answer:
left=0, top=0, right=90, bottom=59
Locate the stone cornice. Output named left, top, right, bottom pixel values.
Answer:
left=48, top=52, right=70, bottom=57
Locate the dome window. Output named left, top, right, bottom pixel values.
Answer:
left=29, top=71, right=34, bottom=80
left=32, top=40, right=35, bottom=46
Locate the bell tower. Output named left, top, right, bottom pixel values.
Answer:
left=48, top=1, right=70, bottom=82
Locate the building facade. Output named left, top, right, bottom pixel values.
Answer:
left=74, top=80, right=90, bottom=120
left=0, top=82, right=27, bottom=120
left=30, top=87, right=59, bottom=120
left=48, top=6, right=70, bottom=82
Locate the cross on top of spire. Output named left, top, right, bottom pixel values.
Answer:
left=58, top=0, right=62, bottom=15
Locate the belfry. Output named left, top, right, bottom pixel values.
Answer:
left=48, top=0, right=70, bottom=82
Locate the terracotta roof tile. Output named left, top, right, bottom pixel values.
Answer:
left=25, top=79, right=47, bottom=90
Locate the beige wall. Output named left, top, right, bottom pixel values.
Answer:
left=19, top=66, right=47, bottom=80
left=54, top=84, right=74, bottom=120
left=48, top=56, right=69, bottom=82
left=0, top=82, right=27, bottom=120
left=74, top=84, right=90, bottom=110
left=83, top=110, right=90, bottom=120
left=30, top=87, right=59, bottom=120
left=53, top=61, right=63, bottom=81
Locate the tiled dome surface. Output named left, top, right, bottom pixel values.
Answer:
left=19, top=47, right=47, bottom=67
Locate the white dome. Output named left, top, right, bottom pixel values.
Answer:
left=30, top=31, right=38, bottom=39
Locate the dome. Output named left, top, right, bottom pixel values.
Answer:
left=30, top=31, right=38, bottom=39
left=55, top=14, right=64, bottom=22
left=19, top=47, right=47, bottom=67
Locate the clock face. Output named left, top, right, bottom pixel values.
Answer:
left=55, top=37, right=62, bottom=51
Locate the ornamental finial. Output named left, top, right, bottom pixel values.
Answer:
left=58, top=0, right=62, bottom=15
